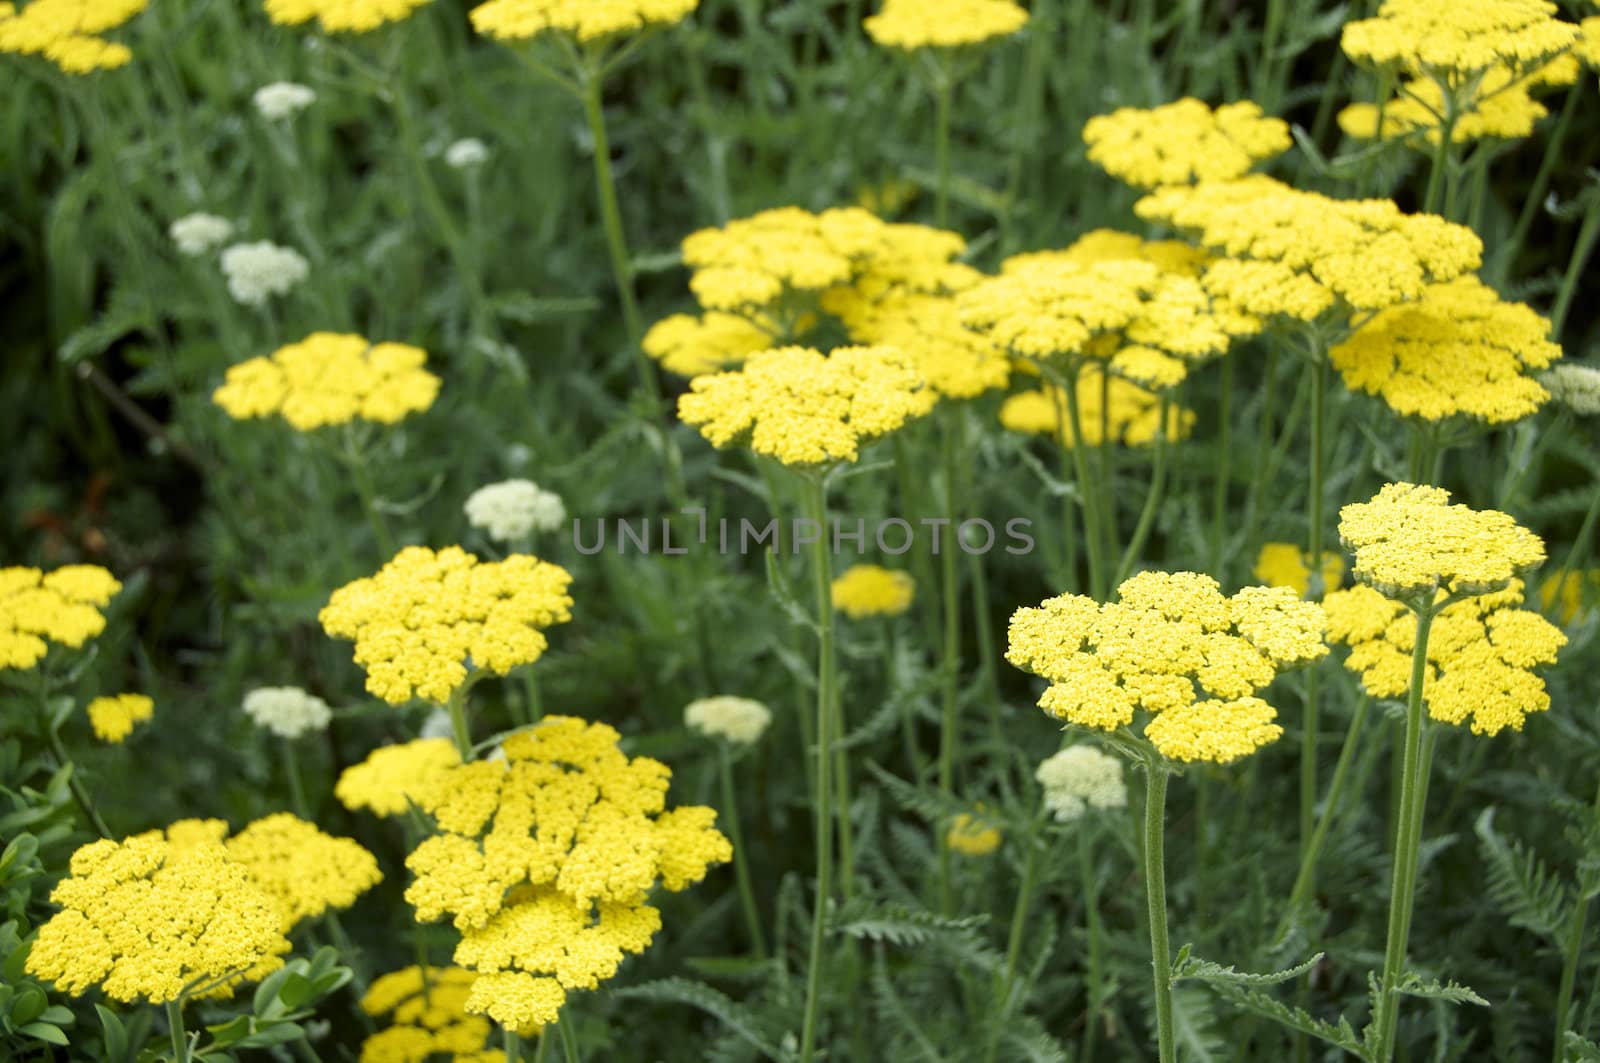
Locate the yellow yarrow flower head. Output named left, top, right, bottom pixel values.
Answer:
left=946, top=809, right=1002, bottom=856
left=1083, top=98, right=1292, bottom=189
left=337, top=737, right=463, bottom=817
left=1325, top=579, right=1565, bottom=734
left=1136, top=176, right=1482, bottom=321
left=1007, top=572, right=1328, bottom=764
left=831, top=564, right=915, bottom=619
left=219, top=813, right=383, bottom=931
left=863, top=0, right=1027, bottom=50
left=1, top=564, right=121, bottom=671
left=321, top=546, right=574, bottom=705
left=1341, top=0, right=1577, bottom=84
left=957, top=256, right=1161, bottom=363
left=1329, top=277, right=1561, bottom=424
left=26, top=831, right=289, bottom=1003
left=0, top=0, right=146, bottom=73
left=471, top=0, right=696, bottom=44
left=263, top=0, right=433, bottom=32
left=1338, top=482, right=1546, bottom=599
left=680, top=206, right=893, bottom=316
left=403, top=716, right=731, bottom=1029
left=360, top=965, right=504, bottom=1060
left=1253, top=542, right=1345, bottom=599
left=87, top=693, right=153, bottom=743
left=213, top=331, right=441, bottom=432
left=678, top=345, right=930, bottom=467
left=999, top=366, right=1196, bottom=449
left=642, top=311, right=775, bottom=377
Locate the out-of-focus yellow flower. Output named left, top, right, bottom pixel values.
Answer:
left=1, top=565, right=121, bottom=672
left=214, top=332, right=440, bottom=431
left=1329, top=277, right=1560, bottom=424
left=320, top=546, right=574, bottom=705
left=678, top=345, right=930, bottom=467
left=0, top=0, right=145, bottom=73
left=1083, top=98, right=1291, bottom=189
left=1007, top=572, right=1327, bottom=764
left=1338, top=482, right=1545, bottom=598
left=471, top=0, right=696, bottom=44
left=642, top=312, right=774, bottom=377
left=26, top=831, right=288, bottom=1003
left=1254, top=543, right=1345, bottom=599
left=87, top=693, right=153, bottom=744
left=946, top=810, right=1002, bottom=855
left=1541, top=569, right=1600, bottom=624
left=404, top=716, right=731, bottom=1030
left=336, top=738, right=462, bottom=817
left=1341, top=0, right=1577, bottom=82
left=360, top=966, right=505, bottom=1059
left=831, top=565, right=916, bottom=619
left=863, top=0, right=1027, bottom=51
left=1326, top=579, right=1565, bottom=735
left=264, top=0, right=433, bottom=33
left=1338, top=61, right=1576, bottom=145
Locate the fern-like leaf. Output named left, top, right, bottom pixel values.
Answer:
left=1394, top=973, right=1489, bottom=1007
left=1210, top=982, right=1369, bottom=1061
left=1170, top=943, right=1323, bottom=987
left=1475, top=807, right=1571, bottom=942
left=612, top=978, right=784, bottom=1060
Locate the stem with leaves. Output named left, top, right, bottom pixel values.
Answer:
left=1142, top=748, right=1176, bottom=1063
left=799, top=471, right=838, bottom=1063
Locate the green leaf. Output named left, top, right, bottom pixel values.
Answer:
left=11, top=984, right=46, bottom=1024
left=1475, top=807, right=1571, bottom=943
left=612, top=978, right=782, bottom=1060
left=1170, top=985, right=1228, bottom=1063
left=1171, top=944, right=1324, bottom=987
left=206, top=1015, right=252, bottom=1048
left=95, top=1004, right=127, bottom=1062
left=1209, top=982, right=1369, bottom=1061
left=18, top=1021, right=69, bottom=1045
left=0, top=832, right=38, bottom=879
left=252, top=966, right=293, bottom=1019
left=1394, top=974, right=1489, bottom=1007
left=39, top=1004, right=74, bottom=1025
left=1567, top=1031, right=1600, bottom=1062
left=234, top=1022, right=306, bottom=1049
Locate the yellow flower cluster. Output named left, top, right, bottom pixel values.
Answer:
left=1329, top=277, right=1561, bottom=424
left=26, top=831, right=287, bottom=1003
left=831, top=564, right=916, bottom=619
left=214, top=332, right=441, bottom=431
left=677, top=345, right=930, bottom=467
left=1338, top=60, right=1577, bottom=145
left=1325, top=580, right=1566, bottom=735
left=1541, top=569, right=1600, bottom=625
left=360, top=966, right=501, bottom=1063
left=0, top=0, right=145, bottom=74
left=87, top=693, right=154, bottom=744
left=1137, top=176, right=1483, bottom=320
left=862, top=0, right=1027, bottom=51
left=824, top=286, right=1011, bottom=398
left=1338, top=482, right=1546, bottom=598
left=1341, top=0, right=1577, bottom=82
left=1083, top=98, right=1292, bottom=189
left=642, top=311, right=774, bottom=377
left=209, top=814, right=383, bottom=931
left=1, top=564, right=121, bottom=671
left=1000, top=366, right=1195, bottom=449
left=404, top=716, right=732, bottom=1030
left=263, top=0, right=433, bottom=32
left=1007, top=572, right=1328, bottom=763
left=471, top=0, right=696, bottom=43
left=945, top=810, right=1002, bottom=855
left=320, top=546, right=575, bottom=705
left=1254, top=542, right=1345, bottom=599
left=338, top=737, right=463, bottom=817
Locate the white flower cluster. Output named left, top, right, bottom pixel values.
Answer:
left=1036, top=746, right=1127, bottom=822
left=243, top=686, right=332, bottom=739
left=254, top=81, right=316, bottom=121
left=685, top=695, right=773, bottom=746
left=169, top=213, right=234, bottom=256
left=219, top=241, right=309, bottom=306
left=1542, top=363, right=1600, bottom=417
left=463, top=479, right=566, bottom=542
left=445, top=137, right=489, bottom=169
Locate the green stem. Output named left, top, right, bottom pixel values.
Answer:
left=519, top=668, right=542, bottom=727
left=1283, top=696, right=1373, bottom=920
left=506, top=1029, right=522, bottom=1063
left=937, top=424, right=964, bottom=912
left=446, top=686, right=473, bottom=761
left=984, top=818, right=1043, bottom=1063
left=1506, top=84, right=1582, bottom=268
left=1142, top=753, right=1175, bottom=1063
left=1552, top=779, right=1600, bottom=1063
left=719, top=745, right=768, bottom=957
left=1551, top=188, right=1600, bottom=339
left=283, top=740, right=309, bottom=819
left=45, top=727, right=110, bottom=838
left=533, top=1029, right=551, bottom=1063
left=1422, top=98, right=1458, bottom=217
left=1211, top=356, right=1234, bottom=574
left=1058, top=367, right=1108, bottom=600
left=1001, top=0, right=1051, bottom=251
left=967, top=548, right=1003, bottom=750
left=934, top=67, right=953, bottom=229
left=1372, top=599, right=1438, bottom=1061
left=1257, top=0, right=1288, bottom=108
left=1549, top=484, right=1600, bottom=618
left=799, top=473, right=838, bottom=1063
left=1114, top=394, right=1170, bottom=586
left=345, top=443, right=394, bottom=558
left=577, top=62, right=686, bottom=509
left=558, top=1014, right=582, bottom=1063
left=167, top=999, right=190, bottom=1063
left=1302, top=352, right=1327, bottom=863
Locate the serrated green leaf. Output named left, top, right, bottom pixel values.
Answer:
left=1395, top=973, right=1489, bottom=1007
left=612, top=978, right=783, bottom=1060
left=1171, top=945, right=1323, bottom=987
left=1476, top=807, right=1571, bottom=943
